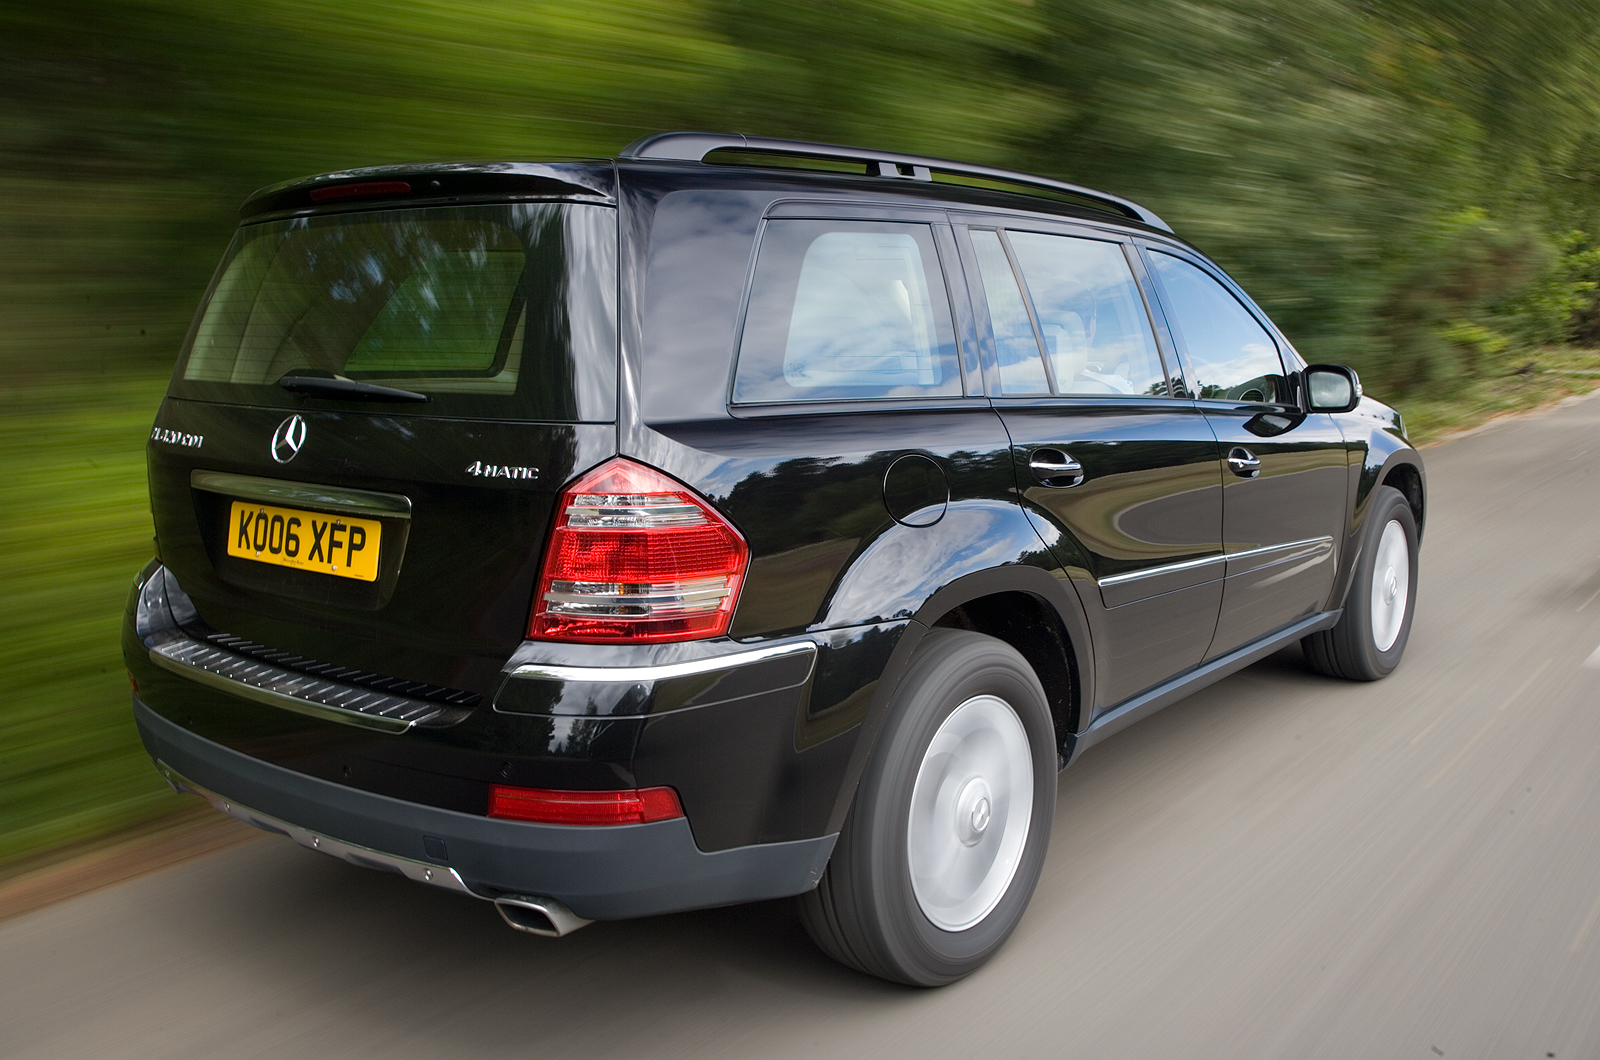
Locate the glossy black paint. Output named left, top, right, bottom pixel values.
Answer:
left=125, top=150, right=1426, bottom=914
left=1200, top=402, right=1349, bottom=657
left=136, top=699, right=837, bottom=920
left=993, top=400, right=1226, bottom=710
left=147, top=401, right=611, bottom=694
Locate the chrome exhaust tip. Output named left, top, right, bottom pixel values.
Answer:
left=494, top=894, right=593, bottom=937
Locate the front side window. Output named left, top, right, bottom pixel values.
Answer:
left=175, top=202, right=618, bottom=421
left=1147, top=250, right=1287, bottom=404
left=733, top=220, right=961, bottom=403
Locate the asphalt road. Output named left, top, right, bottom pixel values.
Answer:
left=8, top=396, right=1600, bottom=1060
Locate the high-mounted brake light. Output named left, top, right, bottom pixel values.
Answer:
left=308, top=180, right=412, bottom=202
left=487, top=785, right=684, bottom=826
left=529, top=458, right=748, bottom=643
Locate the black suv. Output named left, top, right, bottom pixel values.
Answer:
left=124, top=132, right=1424, bottom=986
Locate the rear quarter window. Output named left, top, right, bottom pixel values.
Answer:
left=732, top=219, right=962, bottom=403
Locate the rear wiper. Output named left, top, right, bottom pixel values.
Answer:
left=278, top=374, right=430, bottom=403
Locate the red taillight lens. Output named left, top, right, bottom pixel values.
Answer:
left=529, top=458, right=748, bottom=643
left=487, top=785, right=684, bottom=826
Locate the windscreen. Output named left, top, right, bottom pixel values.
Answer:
left=172, top=202, right=617, bottom=421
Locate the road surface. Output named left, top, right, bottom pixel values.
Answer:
left=7, top=396, right=1600, bottom=1059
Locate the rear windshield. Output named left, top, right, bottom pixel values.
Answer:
left=171, top=203, right=617, bottom=421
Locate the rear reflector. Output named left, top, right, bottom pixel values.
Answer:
left=529, top=457, right=748, bottom=642
left=309, top=180, right=412, bottom=202
left=487, top=785, right=684, bottom=826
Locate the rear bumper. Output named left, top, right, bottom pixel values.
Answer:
left=134, top=696, right=835, bottom=921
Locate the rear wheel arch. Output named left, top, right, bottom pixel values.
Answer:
left=819, top=565, right=1093, bottom=836
left=928, top=591, right=1077, bottom=763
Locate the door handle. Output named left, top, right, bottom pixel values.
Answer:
left=1227, top=447, right=1262, bottom=478
left=1030, top=448, right=1085, bottom=488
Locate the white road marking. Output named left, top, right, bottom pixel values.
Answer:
left=1498, top=659, right=1553, bottom=708
left=1573, top=888, right=1600, bottom=952
left=1425, top=716, right=1501, bottom=789
left=1423, top=659, right=1552, bottom=788
left=1583, top=644, right=1600, bottom=669
left=1410, top=658, right=1551, bottom=746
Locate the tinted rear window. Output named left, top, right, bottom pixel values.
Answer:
left=172, top=203, right=617, bottom=421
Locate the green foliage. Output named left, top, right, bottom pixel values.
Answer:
left=1500, top=231, right=1600, bottom=348
left=0, top=376, right=184, bottom=865
left=6, top=0, right=1600, bottom=866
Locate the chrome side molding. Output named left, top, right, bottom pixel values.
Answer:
left=1097, top=536, right=1335, bottom=590
left=1098, top=552, right=1225, bottom=589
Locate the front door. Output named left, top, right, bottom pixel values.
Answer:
left=1142, top=246, right=1349, bottom=658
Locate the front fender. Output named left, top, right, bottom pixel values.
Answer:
left=1329, top=396, right=1425, bottom=609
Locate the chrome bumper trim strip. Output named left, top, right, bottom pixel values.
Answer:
left=509, top=640, right=817, bottom=685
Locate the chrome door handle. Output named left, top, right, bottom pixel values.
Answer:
left=1227, top=447, right=1262, bottom=478
left=1030, top=448, right=1085, bottom=488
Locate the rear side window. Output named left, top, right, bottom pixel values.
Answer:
left=1006, top=232, right=1169, bottom=397
left=174, top=203, right=617, bottom=421
left=970, top=229, right=1049, bottom=395
left=732, top=220, right=962, bottom=403
left=970, top=227, right=1170, bottom=398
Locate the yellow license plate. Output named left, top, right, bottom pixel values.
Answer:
left=226, top=501, right=381, bottom=582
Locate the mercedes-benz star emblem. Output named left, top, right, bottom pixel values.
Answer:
left=271, top=415, right=307, bottom=464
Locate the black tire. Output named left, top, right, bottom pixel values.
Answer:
left=1303, top=485, right=1419, bottom=681
left=798, top=628, right=1057, bottom=986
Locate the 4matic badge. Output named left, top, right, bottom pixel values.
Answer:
left=466, top=461, right=539, bottom=480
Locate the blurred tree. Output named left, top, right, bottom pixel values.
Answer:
left=7, top=0, right=1600, bottom=384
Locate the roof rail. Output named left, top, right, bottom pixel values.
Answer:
left=618, top=132, right=1172, bottom=233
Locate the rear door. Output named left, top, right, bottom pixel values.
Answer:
left=955, top=218, right=1225, bottom=713
left=1140, top=244, right=1349, bottom=658
left=146, top=201, right=619, bottom=696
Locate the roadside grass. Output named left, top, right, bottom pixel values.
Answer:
left=0, top=373, right=185, bottom=872
left=2, top=346, right=1599, bottom=877
left=1394, top=346, right=1600, bottom=445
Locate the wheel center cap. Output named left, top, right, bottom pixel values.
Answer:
left=1384, top=570, right=1398, bottom=604
left=955, top=778, right=993, bottom=846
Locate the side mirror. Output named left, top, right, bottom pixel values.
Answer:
left=1303, top=364, right=1361, bottom=413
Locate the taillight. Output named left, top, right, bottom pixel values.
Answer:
left=487, top=785, right=684, bottom=825
left=529, top=457, right=748, bottom=643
